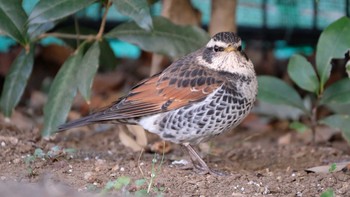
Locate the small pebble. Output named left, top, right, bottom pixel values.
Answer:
left=110, top=173, right=117, bottom=177
left=13, top=158, right=21, bottom=164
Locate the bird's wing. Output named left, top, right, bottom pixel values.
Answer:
left=90, top=62, right=225, bottom=121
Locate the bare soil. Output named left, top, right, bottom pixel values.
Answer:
left=1, top=114, right=350, bottom=197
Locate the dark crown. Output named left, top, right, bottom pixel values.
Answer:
left=212, top=32, right=241, bottom=44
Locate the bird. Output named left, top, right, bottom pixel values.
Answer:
left=58, top=32, right=258, bottom=175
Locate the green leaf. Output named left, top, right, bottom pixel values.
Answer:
left=316, top=16, right=350, bottom=91
left=0, top=0, right=28, bottom=44
left=77, top=41, right=100, bottom=102
left=114, top=176, right=131, bottom=190
left=28, top=21, right=56, bottom=40
left=34, top=148, right=45, bottom=158
left=289, top=121, right=309, bottom=133
left=320, top=188, right=334, bottom=197
left=287, top=54, right=319, bottom=93
left=103, top=180, right=117, bottom=191
left=319, top=114, right=350, bottom=144
left=135, top=189, right=148, bottom=197
left=326, top=103, right=350, bottom=115
left=135, top=179, right=146, bottom=187
left=106, top=16, right=210, bottom=58
left=328, top=163, right=337, bottom=173
left=257, top=76, right=307, bottom=112
left=99, top=39, right=117, bottom=70
left=53, top=26, right=97, bottom=48
left=112, top=0, right=152, bottom=31
left=0, top=47, right=34, bottom=117
left=42, top=48, right=84, bottom=137
left=320, top=78, right=350, bottom=105
left=28, top=0, right=96, bottom=24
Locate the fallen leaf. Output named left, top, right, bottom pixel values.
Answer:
left=150, top=141, right=172, bottom=154
left=126, top=125, right=147, bottom=147
left=278, top=133, right=292, bottom=145
left=118, top=125, right=144, bottom=152
left=305, top=162, right=350, bottom=173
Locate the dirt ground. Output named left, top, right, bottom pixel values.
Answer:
left=1, top=112, right=350, bottom=197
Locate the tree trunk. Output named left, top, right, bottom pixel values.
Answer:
left=209, top=0, right=237, bottom=36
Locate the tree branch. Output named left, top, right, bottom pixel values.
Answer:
left=96, top=0, right=111, bottom=40
left=38, top=0, right=111, bottom=42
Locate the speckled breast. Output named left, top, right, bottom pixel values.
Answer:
left=156, top=73, right=257, bottom=144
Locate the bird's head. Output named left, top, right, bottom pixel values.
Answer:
left=199, top=32, right=254, bottom=75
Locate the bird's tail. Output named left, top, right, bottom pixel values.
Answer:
left=57, top=114, right=97, bottom=132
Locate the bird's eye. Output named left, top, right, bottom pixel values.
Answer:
left=213, top=45, right=223, bottom=52
left=237, top=46, right=242, bottom=51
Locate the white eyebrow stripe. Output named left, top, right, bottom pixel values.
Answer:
left=206, top=40, right=227, bottom=48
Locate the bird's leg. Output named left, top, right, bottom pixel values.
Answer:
left=182, top=143, right=226, bottom=176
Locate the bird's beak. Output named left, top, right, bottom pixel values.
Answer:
left=224, top=46, right=235, bottom=52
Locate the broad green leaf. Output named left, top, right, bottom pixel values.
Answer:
left=106, top=16, right=210, bottom=58
left=77, top=41, right=100, bottom=102
left=326, top=103, right=350, bottom=115
left=28, top=21, right=56, bottom=40
left=320, top=78, right=350, bottom=105
left=0, top=0, right=28, bottom=44
left=112, top=0, right=152, bottom=31
left=99, top=39, right=117, bottom=69
left=0, top=47, right=34, bottom=117
left=28, top=0, right=96, bottom=24
left=53, top=26, right=97, bottom=48
left=42, top=48, right=84, bottom=136
left=287, top=54, right=319, bottom=93
left=319, top=114, right=350, bottom=144
left=316, top=16, right=350, bottom=91
left=257, top=76, right=307, bottom=112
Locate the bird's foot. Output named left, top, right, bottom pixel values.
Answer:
left=181, top=144, right=228, bottom=176
left=172, top=159, right=228, bottom=176
left=172, top=159, right=194, bottom=170
left=192, top=163, right=228, bottom=176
